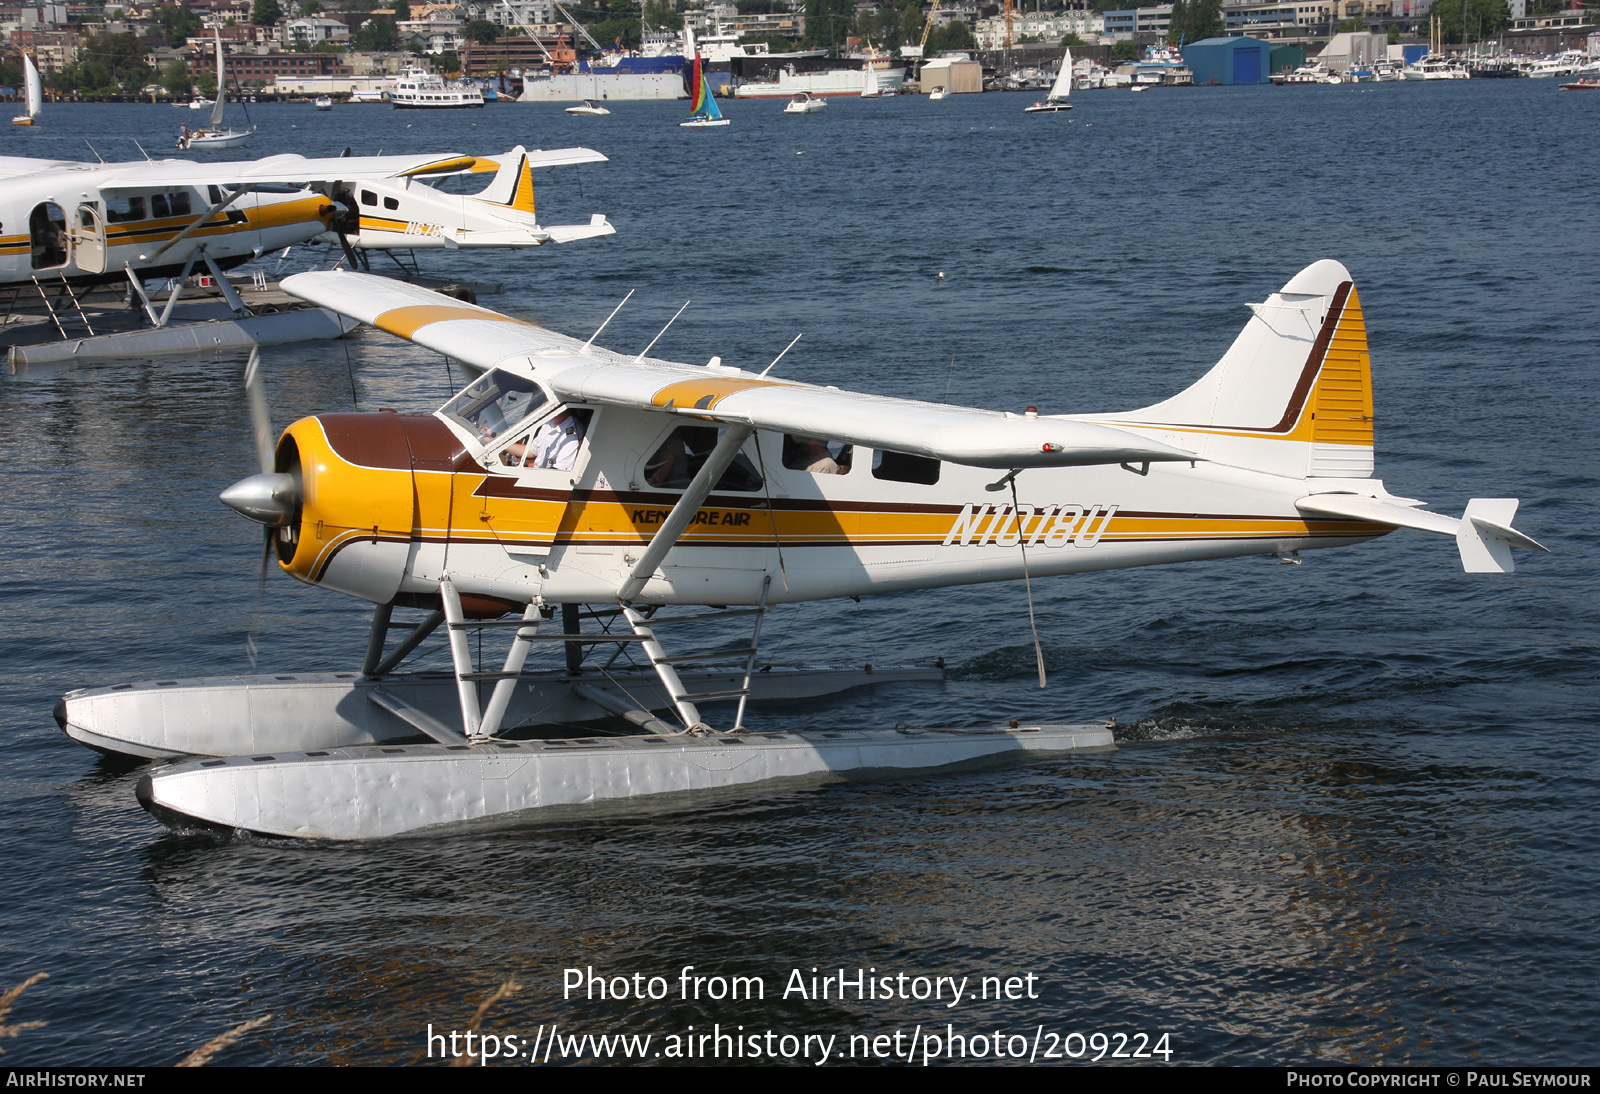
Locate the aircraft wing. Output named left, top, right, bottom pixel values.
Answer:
left=283, top=271, right=1197, bottom=471
left=97, top=148, right=607, bottom=191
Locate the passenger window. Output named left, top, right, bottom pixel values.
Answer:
left=645, top=427, right=763, bottom=492
left=383, top=196, right=399, bottom=210
left=783, top=435, right=851, bottom=475
left=151, top=193, right=170, bottom=218
left=105, top=195, right=145, bottom=224
left=167, top=191, right=191, bottom=216
left=360, top=190, right=377, bottom=206
left=872, top=449, right=940, bottom=485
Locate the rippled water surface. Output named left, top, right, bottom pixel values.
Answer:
left=0, top=82, right=1595, bottom=1065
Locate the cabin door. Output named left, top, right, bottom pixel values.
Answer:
left=73, top=204, right=106, bottom=275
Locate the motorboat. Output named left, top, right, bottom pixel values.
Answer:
left=566, top=99, right=612, bottom=115
left=313, top=95, right=333, bottom=110
left=928, top=85, right=948, bottom=100
left=783, top=92, right=825, bottom=114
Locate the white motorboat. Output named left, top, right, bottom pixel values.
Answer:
left=565, top=99, right=611, bottom=115
left=1024, top=46, right=1073, bottom=113
left=927, top=85, right=948, bottom=100
left=313, top=95, right=333, bottom=110
left=176, top=32, right=253, bottom=149
left=389, top=66, right=485, bottom=108
left=1403, top=56, right=1469, bottom=80
left=12, top=53, right=41, bottom=126
left=783, top=92, right=825, bottom=114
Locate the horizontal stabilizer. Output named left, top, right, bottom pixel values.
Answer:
left=1296, top=493, right=1546, bottom=573
left=1295, top=493, right=1457, bottom=536
left=544, top=215, right=616, bottom=244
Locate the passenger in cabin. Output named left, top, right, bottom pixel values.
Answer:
left=784, top=435, right=844, bottom=475
left=645, top=434, right=693, bottom=488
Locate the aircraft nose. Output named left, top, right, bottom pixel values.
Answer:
left=220, top=472, right=299, bottom=525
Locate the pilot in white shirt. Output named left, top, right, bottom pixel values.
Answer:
left=525, top=409, right=585, bottom=470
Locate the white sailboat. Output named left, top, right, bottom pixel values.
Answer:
left=1024, top=46, right=1073, bottom=113
left=12, top=53, right=41, bottom=126
left=177, top=32, right=254, bottom=149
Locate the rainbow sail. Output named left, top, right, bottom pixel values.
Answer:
left=680, top=28, right=727, bottom=126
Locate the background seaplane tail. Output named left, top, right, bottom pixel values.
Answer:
left=1081, top=259, right=1546, bottom=573
left=465, top=147, right=615, bottom=246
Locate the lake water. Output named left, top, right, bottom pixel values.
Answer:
left=0, top=81, right=1595, bottom=1066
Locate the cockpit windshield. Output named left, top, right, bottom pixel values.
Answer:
left=441, top=369, right=548, bottom=446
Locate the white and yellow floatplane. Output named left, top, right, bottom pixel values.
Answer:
left=59, top=261, right=1545, bottom=838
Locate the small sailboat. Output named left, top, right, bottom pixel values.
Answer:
left=12, top=53, right=41, bottom=126
left=1024, top=46, right=1073, bottom=113
left=679, top=27, right=729, bottom=128
left=176, top=31, right=254, bottom=149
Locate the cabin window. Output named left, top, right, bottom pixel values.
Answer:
left=871, top=449, right=940, bottom=485
left=382, top=196, right=399, bottom=211
left=782, top=435, right=851, bottom=475
left=359, top=190, right=377, bottom=207
left=209, top=185, right=224, bottom=205
left=645, top=427, right=764, bottom=492
left=166, top=191, right=192, bottom=217
left=441, top=369, right=548, bottom=444
left=104, top=195, right=146, bottom=224
left=495, top=408, right=593, bottom=471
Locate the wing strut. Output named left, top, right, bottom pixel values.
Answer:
left=617, top=424, right=754, bottom=603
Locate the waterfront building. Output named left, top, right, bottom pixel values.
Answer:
left=1182, top=35, right=1273, bottom=82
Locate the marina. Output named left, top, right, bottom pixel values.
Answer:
left=0, top=81, right=1596, bottom=1065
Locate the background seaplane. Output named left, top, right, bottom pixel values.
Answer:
left=0, top=145, right=612, bottom=364
left=57, top=260, right=1545, bottom=840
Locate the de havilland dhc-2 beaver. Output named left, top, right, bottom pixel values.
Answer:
left=0, top=145, right=613, bottom=364
left=56, top=259, right=1547, bottom=839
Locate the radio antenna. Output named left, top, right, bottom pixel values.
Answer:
left=583, top=288, right=632, bottom=351
left=83, top=139, right=105, bottom=164
left=758, top=333, right=802, bottom=377
left=633, top=299, right=689, bottom=362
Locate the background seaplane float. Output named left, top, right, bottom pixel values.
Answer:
left=56, top=260, right=1546, bottom=840
left=0, top=145, right=612, bottom=368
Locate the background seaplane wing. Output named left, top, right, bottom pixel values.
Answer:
left=284, top=271, right=1196, bottom=470
left=96, top=148, right=607, bottom=191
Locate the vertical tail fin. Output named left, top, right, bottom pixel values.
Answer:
left=474, top=146, right=536, bottom=217
left=1092, top=260, right=1376, bottom=480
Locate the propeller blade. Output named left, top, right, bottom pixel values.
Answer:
left=246, top=528, right=272, bottom=670
left=243, top=346, right=274, bottom=475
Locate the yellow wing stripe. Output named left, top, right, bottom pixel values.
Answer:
left=372, top=304, right=539, bottom=340
left=650, top=377, right=790, bottom=410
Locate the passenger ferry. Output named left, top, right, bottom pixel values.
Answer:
left=389, top=67, right=485, bottom=108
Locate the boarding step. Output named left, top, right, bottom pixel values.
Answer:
left=644, top=608, right=763, bottom=626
